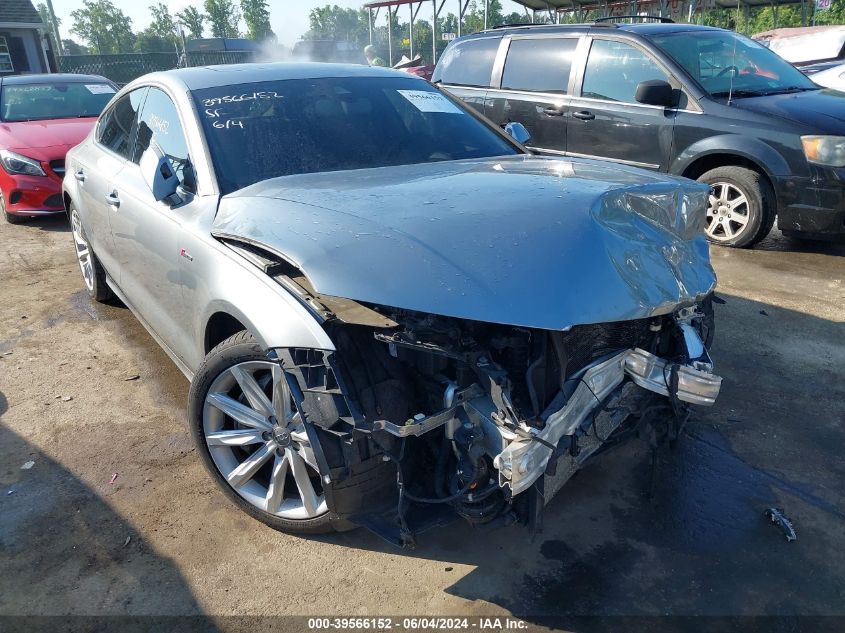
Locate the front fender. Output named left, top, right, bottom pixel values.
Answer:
left=670, top=134, right=791, bottom=178
left=186, top=233, right=335, bottom=372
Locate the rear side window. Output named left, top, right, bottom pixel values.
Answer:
left=582, top=39, right=669, bottom=103
left=96, top=88, right=146, bottom=160
left=433, top=37, right=500, bottom=88
left=502, top=37, right=578, bottom=93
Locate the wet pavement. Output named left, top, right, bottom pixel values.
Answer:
left=0, top=216, right=843, bottom=627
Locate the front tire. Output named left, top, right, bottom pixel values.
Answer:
left=188, top=331, right=335, bottom=535
left=69, top=204, right=113, bottom=302
left=698, top=166, right=775, bottom=248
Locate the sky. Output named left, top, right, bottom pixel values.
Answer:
left=50, top=0, right=531, bottom=48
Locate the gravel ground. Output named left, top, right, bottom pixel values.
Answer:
left=1, top=215, right=843, bottom=626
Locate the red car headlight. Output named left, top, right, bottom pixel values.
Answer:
left=0, top=149, right=47, bottom=177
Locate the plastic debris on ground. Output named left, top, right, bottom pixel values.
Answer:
left=20, top=461, right=34, bottom=470
left=765, top=507, right=797, bottom=542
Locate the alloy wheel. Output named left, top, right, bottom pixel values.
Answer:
left=70, top=209, right=95, bottom=291
left=705, top=182, right=750, bottom=242
left=202, top=360, right=328, bottom=519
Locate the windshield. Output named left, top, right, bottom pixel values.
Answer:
left=0, top=82, right=116, bottom=122
left=650, top=31, right=816, bottom=98
left=194, top=76, right=519, bottom=194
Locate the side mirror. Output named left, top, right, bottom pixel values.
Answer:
left=140, top=143, right=181, bottom=204
left=504, top=121, right=531, bottom=145
left=635, top=80, right=676, bottom=107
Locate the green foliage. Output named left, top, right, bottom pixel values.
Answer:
left=307, top=5, right=369, bottom=45
left=37, top=3, right=61, bottom=43
left=204, top=0, right=241, bottom=39
left=176, top=6, right=206, bottom=39
left=62, top=39, right=90, bottom=55
left=240, top=0, right=274, bottom=41
left=70, top=0, right=135, bottom=54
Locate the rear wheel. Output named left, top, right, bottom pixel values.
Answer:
left=1, top=193, right=27, bottom=224
left=70, top=203, right=113, bottom=302
left=698, top=166, right=775, bottom=248
left=188, top=331, right=335, bottom=534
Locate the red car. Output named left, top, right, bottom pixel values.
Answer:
left=0, top=73, right=116, bottom=224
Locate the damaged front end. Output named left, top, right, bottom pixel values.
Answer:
left=264, top=277, right=721, bottom=546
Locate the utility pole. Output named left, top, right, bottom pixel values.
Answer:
left=44, top=0, right=64, bottom=55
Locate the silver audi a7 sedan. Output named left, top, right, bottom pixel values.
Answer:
left=64, top=63, right=721, bottom=545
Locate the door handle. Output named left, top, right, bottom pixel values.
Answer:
left=573, top=110, right=595, bottom=121
left=542, top=106, right=565, bottom=116
left=74, top=170, right=85, bottom=182
left=104, top=191, right=120, bottom=209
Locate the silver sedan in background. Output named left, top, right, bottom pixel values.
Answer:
left=63, top=63, right=721, bottom=545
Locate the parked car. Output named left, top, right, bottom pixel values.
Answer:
left=64, top=63, right=720, bottom=544
left=434, top=22, right=845, bottom=247
left=0, top=73, right=116, bottom=224
left=808, top=63, right=845, bottom=92
left=753, top=25, right=845, bottom=68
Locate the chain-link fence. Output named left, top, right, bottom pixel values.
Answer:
left=59, top=51, right=254, bottom=85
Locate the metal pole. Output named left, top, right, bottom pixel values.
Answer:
left=44, top=0, right=64, bottom=55
left=432, top=0, right=437, bottom=64
left=457, top=0, right=461, bottom=36
left=409, top=3, right=414, bottom=58
left=484, top=0, right=489, bottom=29
left=368, top=8, right=373, bottom=45
left=388, top=7, right=393, bottom=66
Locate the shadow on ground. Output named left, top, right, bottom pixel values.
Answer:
left=14, top=214, right=70, bottom=233
left=0, top=393, right=215, bottom=630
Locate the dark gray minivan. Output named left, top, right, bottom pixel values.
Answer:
left=433, top=21, right=845, bottom=247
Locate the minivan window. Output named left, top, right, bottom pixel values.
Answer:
left=134, top=87, right=195, bottom=191
left=582, top=39, right=670, bottom=103
left=433, top=37, right=500, bottom=88
left=501, top=37, right=577, bottom=94
left=650, top=31, right=816, bottom=98
left=96, top=88, right=146, bottom=160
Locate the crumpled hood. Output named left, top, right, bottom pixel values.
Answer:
left=213, top=156, right=716, bottom=330
left=0, top=117, right=97, bottom=154
left=730, top=89, right=845, bottom=132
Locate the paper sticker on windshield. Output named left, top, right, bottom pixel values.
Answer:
left=85, top=84, right=116, bottom=94
left=397, top=90, right=464, bottom=114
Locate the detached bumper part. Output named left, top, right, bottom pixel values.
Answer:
left=494, top=344, right=721, bottom=496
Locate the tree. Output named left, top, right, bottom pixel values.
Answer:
left=37, top=3, right=61, bottom=47
left=240, top=0, right=273, bottom=41
left=176, top=6, right=206, bottom=39
left=148, top=3, right=178, bottom=41
left=62, top=39, right=90, bottom=55
left=204, top=0, right=241, bottom=39
left=70, top=0, right=134, bottom=54
left=134, top=3, right=178, bottom=52
left=307, top=6, right=368, bottom=45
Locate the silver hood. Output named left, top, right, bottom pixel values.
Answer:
left=212, top=156, right=716, bottom=330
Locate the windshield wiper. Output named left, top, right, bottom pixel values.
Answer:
left=758, top=86, right=816, bottom=95
left=710, top=89, right=766, bottom=99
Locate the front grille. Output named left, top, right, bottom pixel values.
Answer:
left=559, top=318, right=653, bottom=377
left=43, top=194, right=63, bottom=208
left=49, top=160, right=65, bottom=177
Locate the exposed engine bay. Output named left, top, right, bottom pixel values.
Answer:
left=254, top=253, right=722, bottom=546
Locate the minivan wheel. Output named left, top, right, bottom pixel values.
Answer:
left=698, top=166, right=775, bottom=248
left=188, top=331, right=335, bottom=534
left=70, top=204, right=114, bottom=302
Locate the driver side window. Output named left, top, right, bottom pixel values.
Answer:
left=582, top=39, right=670, bottom=104
left=133, top=87, right=195, bottom=193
